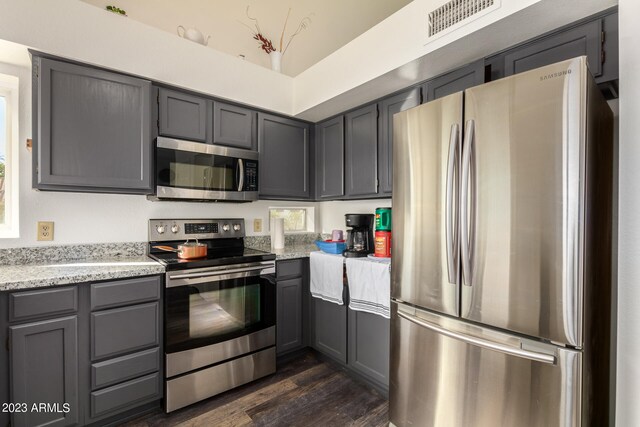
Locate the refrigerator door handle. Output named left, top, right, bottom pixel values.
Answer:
left=460, top=119, right=474, bottom=286
left=397, top=310, right=556, bottom=364
left=446, top=123, right=460, bottom=285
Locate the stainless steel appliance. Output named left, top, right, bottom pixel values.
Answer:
left=147, top=219, right=276, bottom=412
left=149, top=137, right=259, bottom=202
left=343, top=213, right=375, bottom=257
left=390, top=57, right=613, bottom=427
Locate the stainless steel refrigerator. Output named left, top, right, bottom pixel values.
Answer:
left=390, top=57, right=613, bottom=427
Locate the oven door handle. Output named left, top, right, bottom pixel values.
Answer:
left=167, top=265, right=275, bottom=287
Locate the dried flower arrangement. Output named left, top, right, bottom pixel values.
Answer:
left=241, top=6, right=312, bottom=56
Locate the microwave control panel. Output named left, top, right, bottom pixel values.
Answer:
left=244, top=161, right=258, bottom=191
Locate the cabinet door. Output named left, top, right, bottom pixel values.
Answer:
left=423, top=59, right=485, bottom=102
left=378, top=88, right=421, bottom=195
left=276, top=278, right=303, bottom=355
left=345, top=104, right=378, bottom=198
left=315, top=116, right=345, bottom=199
left=213, top=102, right=256, bottom=150
left=158, top=88, right=207, bottom=142
left=502, top=20, right=603, bottom=79
left=10, top=316, right=78, bottom=427
left=348, top=309, right=390, bottom=389
left=258, top=113, right=310, bottom=199
left=313, top=298, right=347, bottom=364
left=34, top=57, right=152, bottom=193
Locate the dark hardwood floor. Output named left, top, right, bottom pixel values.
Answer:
left=124, top=350, right=389, bottom=427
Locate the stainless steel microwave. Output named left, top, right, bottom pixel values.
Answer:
left=149, top=137, right=258, bottom=202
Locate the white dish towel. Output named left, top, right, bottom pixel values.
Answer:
left=345, top=257, right=391, bottom=318
left=310, top=251, right=344, bottom=305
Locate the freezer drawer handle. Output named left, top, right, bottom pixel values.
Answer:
left=397, top=310, right=556, bottom=365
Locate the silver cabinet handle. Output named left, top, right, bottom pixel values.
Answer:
left=397, top=310, right=556, bottom=365
left=237, top=159, right=245, bottom=191
left=460, top=120, right=474, bottom=286
left=446, top=123, right=460, bottom=285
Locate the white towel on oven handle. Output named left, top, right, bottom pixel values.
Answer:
left=345, top=257, right=390, bottom=319
left=310, top=251, right=344, bottom=305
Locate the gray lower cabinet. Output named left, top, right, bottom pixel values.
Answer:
left=276, top=278, right=303, bottom=355
left=158, top=88, right=208, bottom=142
left=315, top=116, right=345, bottom=199
left=213, top=101, right=256, bottom=150
left=258, top=113, right=311, bottom=199
left=347, top=309, right=390, bottom=389
left=312, top=295, right=348, bottom=364
left=9, top=316, right=79, bottom=427
left=276, top=259, right=308, bottom=355
left=345, top=104, right=379, bottom=198
left=33, top=56, right=152, bottom=194
left=378, top=88, right=421, bottom=195
left=422, top=58, right=485, bottom=102
left=2, top=276, right=162, bottom=427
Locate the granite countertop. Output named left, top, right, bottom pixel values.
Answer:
left=0, top=243, right=166, bottom=292
left=0, top=256, right=165, bottom=292
left=248, top=243, right=320, bottom=260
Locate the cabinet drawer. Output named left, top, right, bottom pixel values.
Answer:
left=91, top=276, right=161, bottom=311
left=91, top=302, right=159, bottom=360
left=90, top=372, right=160, bottom=418
left=9, top=286, right=77, bottom=322
left=91, top=347, right=160, bottom=390
left=276, top=259, right=304, bottom=279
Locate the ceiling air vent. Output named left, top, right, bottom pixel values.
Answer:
left=428, top=0, right=495, bottom=37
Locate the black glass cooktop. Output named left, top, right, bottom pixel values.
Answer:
left=147, top=241, right=275, bottom=271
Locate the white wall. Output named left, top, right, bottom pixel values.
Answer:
left=616, top=0, right=640, bottom=425
left=319, top=199, right=391, bottom=234
left=0, top=0, right=292, bottom=115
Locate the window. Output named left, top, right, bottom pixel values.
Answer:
left=0, top=73, right=19, bottom=238
left=269, top=207, right=315, bottom=233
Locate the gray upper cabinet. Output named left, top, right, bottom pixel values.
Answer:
left=158, top=88, right=207, bottom=142
left=213, top=102, right=256, bottom=150
left=315, top=116, right=345, bottom=199
left=378, top=88, right=421, bottom=195
left=502, top=20, right=603, bottom=79
left=10, top=316, right=79, bottom=427
left=345, top=104, right=379, bottom=198
left=258, top=113, right=310, bottom=199
left=423, top=59, right=485, bottom=102
left=34, top=57, right=152, bottom=194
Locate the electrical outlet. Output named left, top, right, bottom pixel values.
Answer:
left=253, top=218, right=262, bottom=233
left=37, top=221, right=54, bottom=241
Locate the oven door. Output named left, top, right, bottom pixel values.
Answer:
left=165, top=261, right=276, bottom=356
left=155, top=136, right=258, bottom=201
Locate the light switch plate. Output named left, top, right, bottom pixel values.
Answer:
left=253, top=218, right=262, bottom=233
left=37, top=221, right=54, bottom=241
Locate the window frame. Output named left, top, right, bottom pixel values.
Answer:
left=0, top=73, right=20, bottom=238
left=268, top=207, right=315, bottom=233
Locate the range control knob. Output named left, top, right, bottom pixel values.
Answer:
left=233, top=223, right=242, bottom=232
left=156, top=224, right=165, bottom=234
left=171, top=224, right=180, bottom=234
left=222, top=223, right=230, bottom=232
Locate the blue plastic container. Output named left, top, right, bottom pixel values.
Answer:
left=315, top=240, right=347, bottom=254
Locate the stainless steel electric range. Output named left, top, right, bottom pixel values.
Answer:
left=147, top=218, right=276, bottom=413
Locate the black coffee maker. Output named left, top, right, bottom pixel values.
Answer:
left=343, top=214, right=375, bottom=258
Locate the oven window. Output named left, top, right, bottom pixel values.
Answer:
left=157, top=148, right=238, bottom=191
left=189, top=283, right=261, bottom=338
left=165, top=274, right=276, bottom=353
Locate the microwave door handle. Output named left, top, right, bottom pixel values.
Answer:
left=237, top=159, right=245, bottom=191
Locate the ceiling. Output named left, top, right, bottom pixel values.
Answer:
left=80, top=0, right=413, bottom=76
